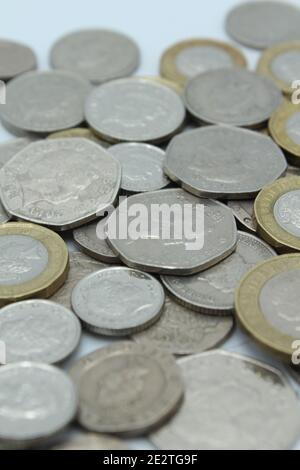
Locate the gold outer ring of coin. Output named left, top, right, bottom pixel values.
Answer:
left=47, top=128, right=111, bottom=148
left=160, top=38, right=247, bottom=86
left=269, top=100, right=300, bottom=165
left=257, top=42, right=300, bottom=95
left=235, top=254, right=300, bottom=361
left=0, top=222, right=69, bottom=307
left=254, top=176, right=300, bottom=252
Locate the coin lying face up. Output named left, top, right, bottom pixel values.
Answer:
left=165, top=126, right=287, bottom=199
left=227, top=200, right=257, bottom=233
left=47, top=127, right=110, bottom=148
left=0, top=39, right=37, bottom=81
left=70, top=342, right=184, bottom=436
left=0, top=138, right=121, bottom=230
left=151, top=351, right=300, bottom=450
left=71, top=267, right=165, bottom=336
left=73, top=221, right=119, bottom=264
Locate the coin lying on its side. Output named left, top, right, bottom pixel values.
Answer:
left=73, top=221, right=119, bottom=264
left=227, top=200, right=257, bottom=233
left=47, top=128, right=110, bottom=148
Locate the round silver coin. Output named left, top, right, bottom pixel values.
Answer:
left=273, top=190, right=300, bottom=238
left=107, top=188, right=237, bottom=275
left=0, top=138, right=33, bottom=168
left=0, top=71, right=91, bottom=134
left=50, top=29, right=140, bottom=85
left=133, top=294, right=234, bottom=356
left=184, top=69, right=282, bottom=127
left=0, top=363, right=77, bottom=449
left=161, top=232, right=276, bottom=315
left=85, top=78, right=186, bottom=143
left=71, top=267, right=165, bottom=336
left=53, top=433, right=128, bottom=450
left=151, top=351, right=300, bottom=450
left=70, top=342, right=184, bottom=436
left=228, top=200, right=257, bottom=233
left=270, top=49, right=300, bottom=86
left=0, top=40, right=37, bottom=81
left=0, top=300, right=81, bottom=364
left=109, top=143, right=170, bottom=193
left=73, top=221, right=119, bottom=264
left=165, top=126, right=287, bottom=199
left=226, top=1, right=300, bottom=49
left=0, top=138, right=121, bottom=230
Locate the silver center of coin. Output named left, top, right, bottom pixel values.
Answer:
left=271, top=50, right=300, bottom=84
left=175, top=46, right=233, bottom=78
left=274, top=190, right=300, bottom=237
left=286, top=112, right=300, bottom=145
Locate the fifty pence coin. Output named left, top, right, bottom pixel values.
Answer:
left=184, top=69, right=282, bottom=127
left=0, top=300, right=81, bottom=364
left=53, top=433, right=128, bottom=450
left=165, top=126, right=287, bottom=199
left=0, top=138, right=121, bottom=230
left=70, top=342, right=184, bottom=436
left=73, top=221, right=119, bottom=264
left=161, top=232, right=276, bottom=316
left=85, top=78, right=186, bottom=144
left=109, top=143, right=170, bottom=193
left=71, top=267, right=165, bottom=336
left=0, top=223, right=69, bottom=307
left=50, top=29, right=140, bottom=85
left=0, top=39, right=37, bottom=81
left=227, top=200, right=257, bottom=233
left=47, top=127, right=111, bottom=148
left=151, top=351, right=300, bottom=450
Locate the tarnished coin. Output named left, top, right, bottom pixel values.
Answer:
left=47, top=128, right=110, bottom=148
left=0, top=223, right=69, bottom=307
left=109, top=143, right=170, bottom=193
left=0, top=71, right=91, bottom=135
left=53, top=433, right=128, bottom=450
left=133, top=294, right=234, bottom=355
left=228, top=200, right=257, bottom=233
left=50, top=29, right=140, bottom=85
left=0, top=39, right=37, bottom=81
left=71, top=267, right=165, bottom=336
left=160, top=38, right=247, bottom=86
left=0, top=300, right=81, bottom=364
left=70, top=342, right=184, bottom=436
left=255, top=177, right=300, bottom=251
left=85, top=78, right=186, bottom=143
left=162, top=232, right=276, bottom=316
left=184, top=69, right=282, bottom=127
left=0, top=138, right=33, bottom=168
left=151, top=351, right=300, bottom=450
left=73, top=221, right=119, bottom=264
left=107, top=189, right=237, bottom=275
left=0, top=363, right=77, bottom=449
left=165, top=126, right=287, bottom=199
left=236, top=254, right=300, bottom=360
left=226, top=1, right=300, bottom=49
left=0, top=138, right=121, bottom=230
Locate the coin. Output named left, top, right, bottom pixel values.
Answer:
left=71, top=267, right=165, bottom=336
left=73, top=221, right=119, bottom=264
left=165, top=126, right=287, bottom=199
left=227, top=200, right=257, bottom=233
left=184, top=69, right=282, bottom=127
left=290, top=367, right=300, bottom=385
left=226, top=1, right=300, bottom=49
left=0, top=71, right=91, bottom=135
left=0, top=39, right=37, bottom=81
left=0, top=300, right=81, bottom=364
left=236, top=254, right=300, bottom=360
left=107, top=188, right=237, bottom=275
left=85, top=78, right=186, bottom=143
left=0, top=363, right=77, bottom=449
left=47, top=127, right=110, bottom=148
left=151, top=351, right=300, bottom=450
left=50, top=29, right=140, bottom=85
left=0, top=223, right=69, bottom=307
left=0, top=138, right=121, bottom=230
left=254, top=177, right=300, bottom=252
left=0, top=203, right=9, bottom=224
left=162, top=231, right=276, bottom=316
left=53, top=433, right=128, bottom=450
left=0, top=137, right=33, bottom=168
left=133, top=294, right=234, bottom=355
left=109, top=143, right=170, bottom=193
left=287, top=165, right=300, bottom=178
left=160, top=39, right=247, bottom=86
left=70, top=342, right=184, bottom=436
left=141, top=75, right=182, bottom=95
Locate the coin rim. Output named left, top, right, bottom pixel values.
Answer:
left=269, top=100, right=300, bottom=162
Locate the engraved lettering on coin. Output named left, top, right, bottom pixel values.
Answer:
left=274, top=190, right=300, bottom=237
left=175, top=46, right=233, bottom=78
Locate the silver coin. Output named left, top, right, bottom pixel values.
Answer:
left=286, top=112, right=300, bottom=145
left=226, top=1, right=300, bottom=49
left=0, top=363, right=77, bottom=449
left=184, top=69, right=282, bottom=127
left=107, top=188, right=237, bottom=275
left=73, top=221, right=119, bottom=264
left=228, top=200, right=257, bottom=233
left=70, top=342, right=184, bottom=436
left=0, top=300, right=81, bottom=364
left=0, top=71, right=91, bottom=134
left=273, top=190, right=300, bottom=237
left=0, top=138, right=33, bottom=168
left=133, top=294, right=234, bottom=355
left=85, top=78, right=186, bottom=143
left=290, top=367, right=300, bottom=385
left=71, top=267, right=165, bottom=336
left=270, top=49, right=300, bottom=85
left=0, top=202, right=9, bottom=224
left=165, top=126, right=287, bottom=199
left=151, top=351, right=300, bottom=450
left=109, top=143, right=170, bottom=193
left=0, top=138, right=121, bottom=230
left=0, top=40, right=37, bottom=81
left=53, top=433, right=128, bottom=450
left=50, top=29, right=140, bottom=85
left=161, top=232, right=276, bottom=316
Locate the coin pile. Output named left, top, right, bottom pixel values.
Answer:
left=1, top=1, right=300, bottom=451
